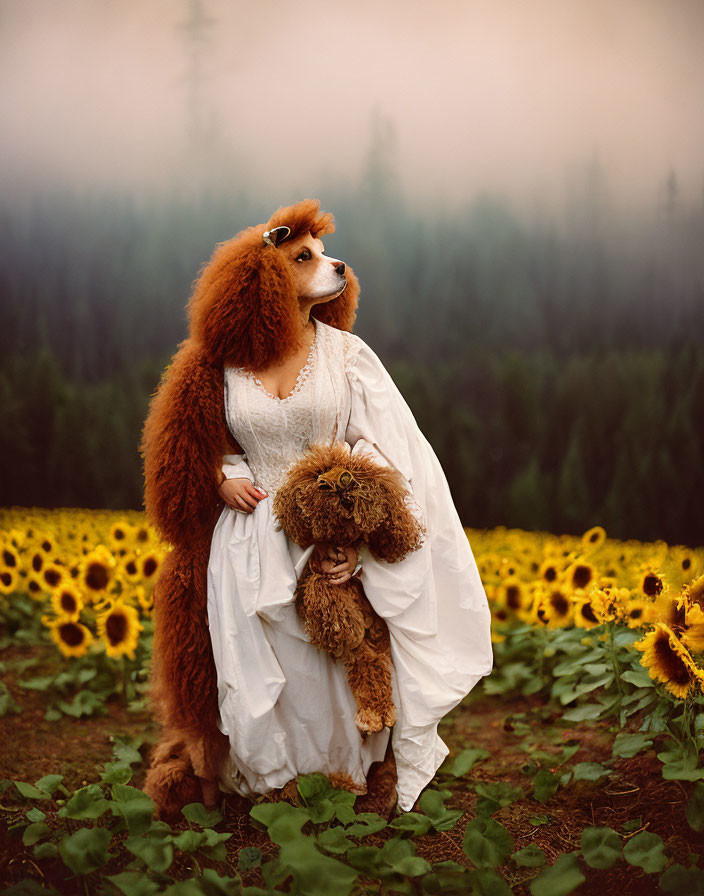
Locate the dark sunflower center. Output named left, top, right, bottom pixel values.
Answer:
left=86, top=562, right=109, bottom=590
left=550, top=592, right=570, bottom=615
left=60, top=593, right=78, bottom=613
left=3, top=549, right=16, bottom=567
left=44, top=569, right=61, bottom=587
left=506, top=585, right=521, bottom=609
left=581, top=603, right=598, bottom=623
left=106, top=612, right=128, bottom=646
left=59, top=622, right=84, bottom=647
left=643, top=574, right=663, bottom=597
left=654, top=633, right=692, bottom=685
left=572, top=565, right=592, bottom=589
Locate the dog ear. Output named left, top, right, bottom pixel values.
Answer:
left=188, top=230, right=302, bottom=370
left=365, top=480, right=426, bottom=562
left=272, top=480, right=317, bottom=548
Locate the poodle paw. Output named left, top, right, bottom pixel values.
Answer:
left=199, top=776, right=221, bottom=811
left=354, top=706, right=384, bottom=735
left=383, top=704, right=397, bottom=728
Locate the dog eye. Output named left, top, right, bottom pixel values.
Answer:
left=296, top=250, right=311, bottom=262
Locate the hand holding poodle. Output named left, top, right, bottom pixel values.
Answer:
left=319, top=544, right=359, bottom=584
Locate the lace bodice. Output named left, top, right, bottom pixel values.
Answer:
left=223, top=320, right=362, bottom=495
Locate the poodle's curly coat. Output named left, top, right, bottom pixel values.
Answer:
left=272, top=440, right=426, bottom=736
left=139, top=200, right=363, bottom=821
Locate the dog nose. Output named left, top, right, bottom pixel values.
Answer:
left=335, top=261, right=345, bottom=275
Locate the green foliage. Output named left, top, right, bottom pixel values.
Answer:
left=511, top=843, right=546, bottom=868
left=659, top=864, right=704, bottom=895
left=528, top=852, right=585, bottom=896
left=623, top=831, right=668, bottom=873
left=462, top=816, right=515, bottom=869
left=580, top=826, right=622, bottom=869
left=686, top=781, right=704, bottom=832
left=611, top=731, right=653, bottom=758
left=439, top=746, right=490, bottom=777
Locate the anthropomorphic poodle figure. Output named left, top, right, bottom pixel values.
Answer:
left=140, top=198, right=493, bottom=823
left=272, top=440, right=426, bottom=738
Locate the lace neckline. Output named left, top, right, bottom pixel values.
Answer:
left=245, top=320, right=319, bottom=403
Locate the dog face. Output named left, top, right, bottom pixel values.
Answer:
left=279, top=231, right=348, bottom=302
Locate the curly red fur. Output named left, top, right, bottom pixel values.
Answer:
left=188, top=199, right=360, bottom=371
left=139, top=200, right=363, bottom=818
left=272, top=441, right=426, bottom=739
left=272, top=440, right=426, bottom=559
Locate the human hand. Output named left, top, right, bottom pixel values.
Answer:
left=320, top=544, right=359, bottom=585
left=218, top=477, right=268, bottom=513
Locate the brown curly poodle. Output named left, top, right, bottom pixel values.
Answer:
left=138, top=199, right=395, bottom=822
left=272, top=440, right=426, bottom=737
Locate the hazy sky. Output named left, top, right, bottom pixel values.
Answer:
left=1, top=0, right=702, bottom=213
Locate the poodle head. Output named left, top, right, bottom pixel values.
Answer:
left=188, top=198, right=360, bottom=369
left=272, top=440, right=426, bottom=562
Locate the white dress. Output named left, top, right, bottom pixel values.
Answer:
left=206, top=318, right=493, bottom=812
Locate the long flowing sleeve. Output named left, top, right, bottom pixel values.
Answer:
left=343, top=332, right=493, bottom=811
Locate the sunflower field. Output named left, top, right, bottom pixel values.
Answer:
left=2, top=507, right=704, bottom=895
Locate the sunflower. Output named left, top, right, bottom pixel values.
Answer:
left=27, top=577, right=45, bottom=600
left=637, top=568, right=666, bottom=600
left=120, top=550, right=143, bottom=583
left=684, top=574, right=704, bottom=611
left=109, top=521, right=134, bottom=550
left=29, top=550, right=45, bottom=576
left=652, top=592, right=687, bottom=631
left=1, top=542, right=19, bottom=573
left=539, top=555, right=564, bottom=586
left=674, top=591, right=704, bottom=655
left=138, top=551, right=161, bottom=584
left=50, top=584, right=85, bottom=620
left=134, top=585, right=153, bottom=613
left=533, top=586, right=573, bottom=628
left=36, top=531, right=56, bottom=556
left=565, top=560, right=596, bottom=592
left=496, top=575, right=532, bottom=618
left=634, top=623, right=704, bottom=699
left=47, top=617, right=94, bottom=659
left=134, top=524, right=152, bottom=545
left=620, top=598, right=651, bottom=629
left=581, top=526, right=607, bottom=552
left=573, top=592, right=604, bottom=629
left=669, top=545, right=699, bottom=579
left=78, top=545, right=116, bottom=597
left=96, top=600, right=142, bottom=659
left=0, top=566, right=18, bottom=595
left=40, top=562, right=66, bottom=593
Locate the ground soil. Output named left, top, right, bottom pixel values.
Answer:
left=1, top=642, right=703, bottom=894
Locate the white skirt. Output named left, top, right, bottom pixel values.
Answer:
left=206, top=499, right=391, bottom=801
left=207, top=482, right=492, bottom=812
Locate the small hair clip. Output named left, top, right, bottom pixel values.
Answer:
left=262, top=225, right=292, bottom=248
